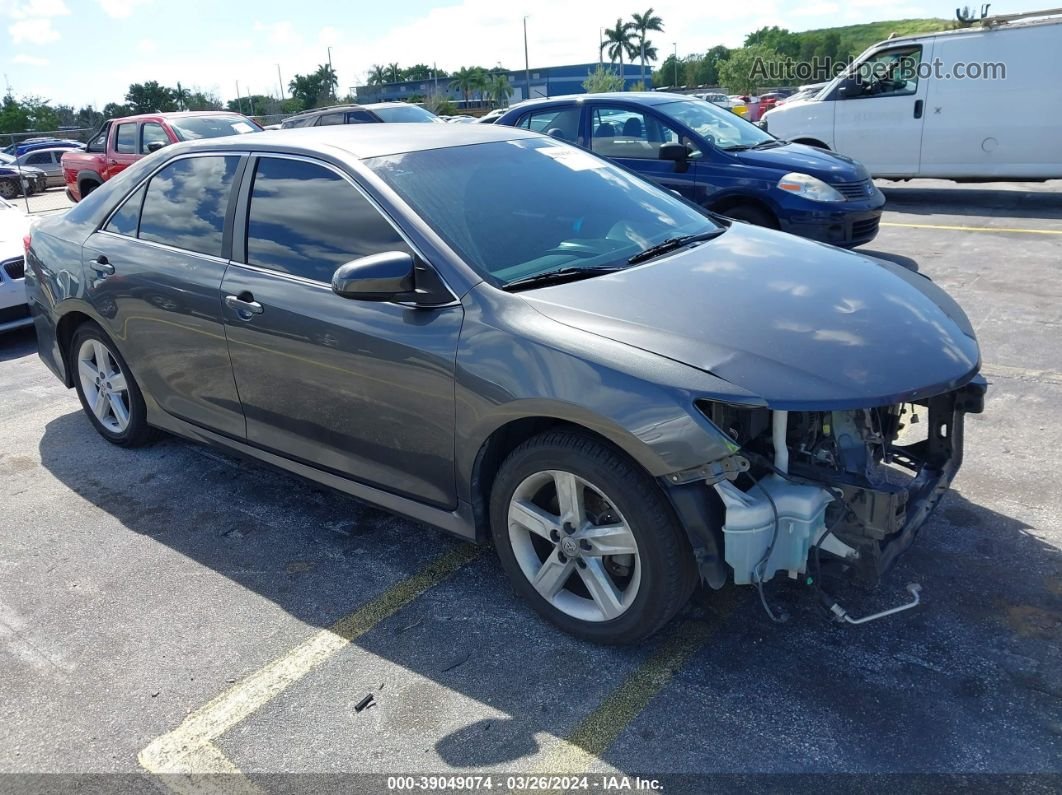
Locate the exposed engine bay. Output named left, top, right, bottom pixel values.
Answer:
left=695, top=378, right=987, bottom=601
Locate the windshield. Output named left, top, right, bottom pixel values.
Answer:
left=366, top=138, right=721, bottom=286
left=169, top=116, right=262, bottom=141
left=369, top=105, right=442, bottom=123
left=659, top=99, right=775, bottom=151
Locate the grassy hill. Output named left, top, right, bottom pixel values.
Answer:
left=796, top=18, right=954, bottom=57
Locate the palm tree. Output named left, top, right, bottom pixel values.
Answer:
left=451, top=67, right=478, bottom=109
left=600, top=19, right=637, bottom=75
left=387, top=62, right=401, bottom=83
left=368, top=65, right=387, bottom=86
left=630, top=9, right=664, bottom=84
left=174, top=81, right=191, bottom=111
left=488, top=72, right=513, bottom=107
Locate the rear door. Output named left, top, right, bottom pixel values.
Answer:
left=84, top=153, right=247, bottom=437
left=220, top=155, right=463, bottom=506
left=832, top=43, right=932, bottom=177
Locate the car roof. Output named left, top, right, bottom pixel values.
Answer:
left=112, top=111, right=248, bottom=123
left=169, top=122, right=541, bottom=160
left=506, top=92, right=684, bottom=111
left=19, top=146, right=79, bottom=156
left=286, top=104, right=368, bottom=119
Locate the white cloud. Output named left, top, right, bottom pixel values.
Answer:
left=9, top=0, right=69, bottom=19
left=253, top=20, right=300, bottom=46
left=97, top=0, right=149, bottom=19
left=12, top=52, right=48, bottom=65
left=136, top=37, right=157, bottom=54
left=9, top=16, right=59, bottom=43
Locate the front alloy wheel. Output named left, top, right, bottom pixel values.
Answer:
left=490, top=431, right=698, bottom=644
left=508, top=470, right=641, bottom=623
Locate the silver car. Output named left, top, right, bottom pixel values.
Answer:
left=16, top=147, right=70, bottom=189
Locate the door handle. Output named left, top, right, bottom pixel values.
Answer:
left=89, top=255, right=114, bottom=276
left=225, top=294, right=264, bottom=317
left=913, top=99, right=924, bottom=119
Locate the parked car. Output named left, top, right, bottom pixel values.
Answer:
left=0, top=160, right=47, bottom=199
left=447, top=115, right=477, bottom=124
left=1, top=138, right=83, bottom=158
left=281, top=102, right=443, bottom=129
left=61, top=111, right=261, bottom=203
left=0, top=197, right=32, bottom=332
left=776, top=83, right=829, bottom=106
left=476, top=108, right=508, bottom=123
left=497, top=92, right=885, bottom=247
left=696, top=92, right=735, bottom=108
left=15, top=147, right=69, bottom=188
left=762, top=10, right=1062, bottom=179
left=25, top=125, right=985, bottom=643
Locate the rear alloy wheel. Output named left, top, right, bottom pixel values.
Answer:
left=0, top=180, right=17, bottom=200
left=490, top=431, right=697, bottom=644
left=71, top=323, right=158, bottom=447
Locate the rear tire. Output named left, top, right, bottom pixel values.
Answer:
left=79, top=181, right=100, bottom=199
left=0, top=180, right=16, bottom=200
left=722, top=204, right=779, bottom=229
left=70, top=322, right=159, bottom=448
left=489, top=430, right=697, bottom=644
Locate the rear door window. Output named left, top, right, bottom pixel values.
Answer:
left=141, top=123, right=169, bottom=154
left=138, top=155, right=241, bottom=256
left=516, top=107, right=581, bottom=141
left=115, top=123, right=137, bottom=154
left=104, top=185, right=147, bottom=237
left=245, top=157, right=408, bottom=283
left=316, top=113, right=345, bottom=126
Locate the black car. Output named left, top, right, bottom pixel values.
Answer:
left=24, top=125, right=985, bottom=643
left=281, top=102, right=443, bottom=128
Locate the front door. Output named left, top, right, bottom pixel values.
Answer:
left=221, top=155, right=463, bottom=507
left=106, top=121, right=141, bottom=180
left=832, top=43, right=932, bottom=177
left=585, top=103, right=702, bottom=202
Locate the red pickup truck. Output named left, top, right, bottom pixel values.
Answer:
left=62, top=111, right=262, bottom=202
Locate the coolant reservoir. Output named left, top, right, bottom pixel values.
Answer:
left=714, top=475, right=833, bottom=585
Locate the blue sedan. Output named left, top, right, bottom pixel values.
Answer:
left=496, top=92, right=885, bottom=248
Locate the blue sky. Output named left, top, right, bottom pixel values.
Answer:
left=0, top=0, right=1033, bottom=108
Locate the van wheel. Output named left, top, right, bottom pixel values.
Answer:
left=70, top=322, right=159, bottom=448
left=723, top=204, right=779, bottom=229
left=490, top=430, right=697, bottom=644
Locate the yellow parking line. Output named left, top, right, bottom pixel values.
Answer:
left=138, top=543, right=481, bottom=792
left=882, top=221, right=1062, bottom=235
left=525, top=592, right=738, bottom=791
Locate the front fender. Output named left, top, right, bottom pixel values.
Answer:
left=453, top=287, right=753, bottom=505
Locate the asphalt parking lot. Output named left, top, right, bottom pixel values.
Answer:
left=2, top=180, right=1060, bottom=793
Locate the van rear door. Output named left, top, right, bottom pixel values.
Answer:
left=831, top=42, right=933, bottom=178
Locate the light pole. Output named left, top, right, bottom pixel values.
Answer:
left=599, top=28, right=603, bottom=66
left=523, top=16, right=531, bottom=101
left=276, top=64, right=285, bottom=100
left=327, top=46, right=335, bottom=99
left=673, top=42, right=679, bottom=88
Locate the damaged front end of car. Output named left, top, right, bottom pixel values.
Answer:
left=673, top=376, right=986, bottom=608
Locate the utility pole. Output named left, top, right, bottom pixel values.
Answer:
left=276, top=64, right=285, bottom=100
left=523, top=16, right=530, bottom=101
left=673, top=42, right=679, bottom=88
left=599, top=29, right=603, bottom=66
left=327, top=47, right=335, bottom=99
left=235, top=80, right=244, bottom=114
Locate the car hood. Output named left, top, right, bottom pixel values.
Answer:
left=729, top=141, right=870, bottom=182
left=520, top=224, right=980, bottom=410
left=0, top=208, right=29, bottom=260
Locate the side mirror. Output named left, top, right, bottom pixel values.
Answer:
left=332, top=251, right=415, bottom=301
left=659, top=142, right=690, bottom=173
left=836, top=76, right=862, bottom=99
left=147, top=141, right=168, bottom=153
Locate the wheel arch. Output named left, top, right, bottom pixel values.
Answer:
left=55, top=307, right=104, bottom=387
left=790, top=137, right=830, bottom=149
left=708, top=193, right=780, bottom=226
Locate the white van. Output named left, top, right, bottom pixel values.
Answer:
left=761, top=9, right=1062, bottom=180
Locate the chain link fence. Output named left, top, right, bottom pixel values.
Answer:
left=2, top=127, right=96, bottom=215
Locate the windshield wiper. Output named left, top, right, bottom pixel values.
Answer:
left=752, top=140, right=783, bottom=149
left=627, top=229, right=726, bottom=265
left=503, top=266, right=625, bottom=292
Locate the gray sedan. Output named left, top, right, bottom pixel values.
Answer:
left=15, top=147, right=71, bottom=188
left=23, top=125, right=985, bottom=643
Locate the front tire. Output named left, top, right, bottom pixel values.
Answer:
left=70, top=322, right=158, bottom=447
left=722, top=204, right=779, bottom=229
left=490, top=430, right=697, bottom=644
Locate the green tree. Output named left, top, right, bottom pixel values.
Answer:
left=174, top=82, right=191, bottom=111
left=583, top=64, right=625, bottom=93
left=186, top=90, right=223, bottom=111
left=368, top=65, right=387, bottom=86
left=288, top=64, right=338, bottom=110
left=387, top=62, right=401, bottom=83
left=744, top=26, right=800, bottom=57
left=401, top=63, right=434, bottom=81
left=630, top=8, right=664, bottom=84
left=718, top=44, right=781, bottom=94
left=487, top=72, right=513, bottom=107
left=653, top=54, right=681, bottom=88
left=600, top=18, right=636, bottom=71
left=451, top=67, right=488, bottom=108
left=125, top=81, right=177, bottom=113
left=102, top=102, right=133, bottom=119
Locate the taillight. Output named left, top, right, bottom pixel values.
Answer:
left=23, top=234, right=31, bottom=254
